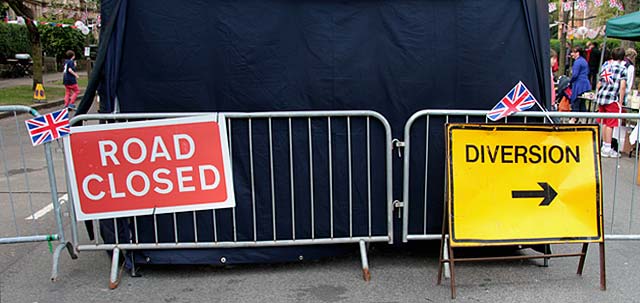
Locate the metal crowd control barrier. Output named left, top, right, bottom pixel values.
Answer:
left=0, top=105, right=76, bottom=281
left=67, top=111, right=393, bottom=288
left=401, top=110, right=640, bottom=244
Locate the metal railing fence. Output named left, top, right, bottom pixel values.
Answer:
left=67, top=111, right=393, bottom=287
left=402, top=110, right=640, bottom=243
left=0, top=105, right=75, bottom=281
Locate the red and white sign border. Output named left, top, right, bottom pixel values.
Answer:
left=63, top=114, right=236, bottom=220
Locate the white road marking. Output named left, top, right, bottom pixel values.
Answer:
left=25, top=194, right=67, bottom=220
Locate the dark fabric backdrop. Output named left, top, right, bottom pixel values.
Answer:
left=91, top=0, right=550, bottom=264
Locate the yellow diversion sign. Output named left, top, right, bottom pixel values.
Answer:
left=446, top=124, right=603, bottom=247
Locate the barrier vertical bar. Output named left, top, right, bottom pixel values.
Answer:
left=153, top=215, right=159, bottom=244
left=93, top=220, right=100, bottom=245
left=227, top=118, right=235, bottom=242
left=172, top=214, right=178, bottom=243
left=328, top=117, right=334, bottom=239
left=367, top=117, right=372, bottom=237
left=269, top=118, right=276, bottom=240
left=249, top=118, right=257, bottom=241
left=14, top=113, right=39, bottom=234
left=44, top=142, right=65, bottom=243
left=133, top=217, right=139, bottom=243
left=64, top=156, right=79, bottom=247
left=308, top=118, right=315, bottom=239
left=288, top=118, right=295, bottom=240
left=193, top=211, right=198, bottom=243
left=423, top=117, right=430, bottom=234
left=348, top=117, right=353, bottom=238
left=0, top=124, right=20, bottom=236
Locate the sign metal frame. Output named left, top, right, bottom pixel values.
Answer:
left=437, top=123, right=606, bottom=299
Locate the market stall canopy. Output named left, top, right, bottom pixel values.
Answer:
left=606, top=11, right=640, bottom=41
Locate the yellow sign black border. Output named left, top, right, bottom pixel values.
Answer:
left=446, top=123, right=604, bottom=246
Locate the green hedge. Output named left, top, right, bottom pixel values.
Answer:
left=0, top=22, right=90, bottom=65
left=39, top=25, right=86, bottom=66
left=0, top=23, right=30, bottom=60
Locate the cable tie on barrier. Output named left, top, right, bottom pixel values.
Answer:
left=47, top=235, right=53, bottom=253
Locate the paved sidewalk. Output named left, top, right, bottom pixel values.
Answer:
left=0, top=72, right=67, bottom=89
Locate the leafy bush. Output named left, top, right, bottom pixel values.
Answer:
left=0, top=23, right=31, bottom=60
left=39, top=24, right=86, bottom=67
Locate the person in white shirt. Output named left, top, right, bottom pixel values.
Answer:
left=624, top=48, right=637, bottom=106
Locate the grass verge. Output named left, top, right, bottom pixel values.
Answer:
left=0, top=85, right=68, bottom=105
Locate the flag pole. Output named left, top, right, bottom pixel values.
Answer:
left=534, top=101, right=555, bottom=124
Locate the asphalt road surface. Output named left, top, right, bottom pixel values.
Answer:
left=2, top=106, right=640, bottom=302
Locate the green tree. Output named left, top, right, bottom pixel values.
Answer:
left=0, top=22, right=29, bottom=59
left=39, top=22, right=85, bottom=65
left=2, top=0, right=43, bottom=89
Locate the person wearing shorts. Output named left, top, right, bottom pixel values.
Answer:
left=595, top=47, right=627, bottom=158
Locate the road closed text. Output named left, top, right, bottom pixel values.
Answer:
left=64, top=115, right=235, bottom=220
left=82, top=134, right=222, bottom=200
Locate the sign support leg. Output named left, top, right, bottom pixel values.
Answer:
left=576, top=243, right=588, bottom=275
left=599, top=242, right=606, bottom=290
left=443, top=235, right=451, bottom=279
left=437, top=205, right=449, bottom=285
left=448, top=245, right=457, bottom=299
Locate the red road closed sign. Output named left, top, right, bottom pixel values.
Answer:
left=64, top=115, right=235, bottom=220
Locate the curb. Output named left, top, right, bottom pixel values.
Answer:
left=0, top=94, right=83, bottom=119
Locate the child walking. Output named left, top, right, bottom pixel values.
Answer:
left=63, top=50, right=80, bottom=108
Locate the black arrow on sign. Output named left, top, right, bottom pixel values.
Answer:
left=512, top=182, right=557, bottom=206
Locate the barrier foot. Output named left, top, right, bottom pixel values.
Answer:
left=443, top=235, right=451, bottom=279
left=109, top=247, right=121, bottom=289
left=50, top=243, right=67, bottom=281
left=66, top=242, right=78, bottom=260
left=129, top=251, right=142, bottom=278
left=359, top=240, right=370, bottom=281
left=542, top=244, right=551, bottom=267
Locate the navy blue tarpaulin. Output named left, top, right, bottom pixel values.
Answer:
left=79, top=0, right=550, bottom=265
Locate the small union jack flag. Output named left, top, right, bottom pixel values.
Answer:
left=601, top=68, right=613, bottom=84
left=24, top=108, right=70, bottom=146
left=594, top=0, right=603, bottom=7
left=487, top=81, right=538, bottom=121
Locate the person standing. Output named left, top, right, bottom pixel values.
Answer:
left=568, top=47, right=591, bottom=123
left=588, top=42, right=602, bottom=89
left=595, top=47, right=627, bottom=158
left=624, top=48, right=637, bottom=105
left=63, top=50, right=80, bottom=109
left=550, top=49, right=557, bottom=105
